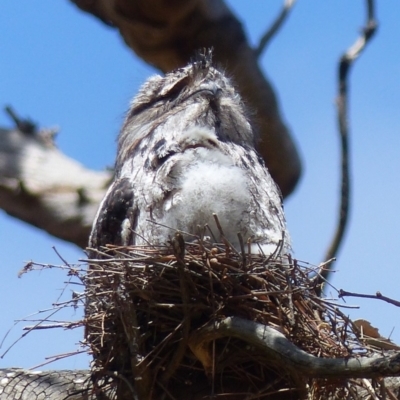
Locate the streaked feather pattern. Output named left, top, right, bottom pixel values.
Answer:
left=90, top=53, right=290, bottom=254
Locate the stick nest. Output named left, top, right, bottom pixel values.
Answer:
left=83, top=238, right=383, bottom=399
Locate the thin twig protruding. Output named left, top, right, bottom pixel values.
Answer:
left=255, top=0, right=297, bottom=58
left=319, top=0, right=377, bottom=294
left=339, top=289, right=400, bottom=308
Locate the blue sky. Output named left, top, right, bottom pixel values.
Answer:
left=1, top=1, right=399, bottom=370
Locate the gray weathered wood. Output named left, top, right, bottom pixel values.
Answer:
left=0, top=127, right=110, bottom=248
left=0, top=368, right=93, bottom=400
left=190, top=317, right=400, bottom=379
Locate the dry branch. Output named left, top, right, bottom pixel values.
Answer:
left=0, top=122, right=110, bottom=248
left=339, top=289, right=400, bottom=308
left=0, top=368, right=93, bottom=400
left=255, top=0, right=297, bottom=58
left=190, top=316, right=400, bottom=379
left=321, top=0, right=377, bottom=288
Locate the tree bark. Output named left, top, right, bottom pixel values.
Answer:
left=190, top=317, right=400, bottom=379
left=0, top=127, right=110, bottom=248
left=0, top=368, right=94, bottom=400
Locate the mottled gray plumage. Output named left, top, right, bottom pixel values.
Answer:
left=90, top=54, right=290, bottom=254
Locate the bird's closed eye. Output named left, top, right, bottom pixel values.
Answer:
left=159, top=75, right=190, bottom=99
left=129, top=76, right=190, bottom=118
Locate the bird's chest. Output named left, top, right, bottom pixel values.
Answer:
left=124, top=146, right=253, bottom=244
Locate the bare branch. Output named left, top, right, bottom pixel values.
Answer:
left=339, top=289, right=400, bottom=308
left=0, top=123, right=111, bottom=248
left=0, top=368, right=94, bottom=400
left=29, top=350, right=88, bottom=372
left=189, top=316, right=400, bottom=379
left=22, top=323, right=81, bottom=330
left=1, top=365, right=400, bottom=400
left=255, top=0, right=297, bottom=58
left=319, top=0, right=377, bottom=290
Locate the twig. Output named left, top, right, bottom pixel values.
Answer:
left=52, top=246, right=71, bottom=266
left=1, top=308, right=61, bottom=359
left=284, top=266, right=295, bottom=327
left=362, top=378, right=380, bottom=400
left=160, top=235, right=191, bottom=385
left=28, top=349, right=88, bottom=371
left=386, top=385, right=399, bottom=400
left=319, top=0, right=377, bottom=294
left=237, top=232, right=247, bottom=267
left=255, top=0, right=297, bottom=58
left=52, top=246, right=76, bottom=303
left=1, top=303, right=75, bottom=350
left=318, top=299, right=359, bottom=310
left=22, top=322, right=82, bottom=330
left=212, top=213, right=238, bottom=255
left=204, top=223, right=218, bottom=244
left=339, top=289, right=400, bottom=308
left=379, top=378, right=387, bottom=400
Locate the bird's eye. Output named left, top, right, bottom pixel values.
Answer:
left=159, top=76, right=190, bottom=99
left=129, top=75, right=191, bottom=118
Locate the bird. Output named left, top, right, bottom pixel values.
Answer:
left=89, top=51, right=290, bottom=255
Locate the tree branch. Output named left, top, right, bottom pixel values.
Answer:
left=70, top=0, right=301, bottom=198
left=339, top=289, right=400, bottom=308
left=189, top=316, right=400, bottom=380
left=2, top=317, right=400, bottom=398
left=0, top=124, right=111, bottom=248
left=255, top=0, right=297, bottom=58
left=319, top=0, right=377, bottom=290
left=0, top=368, right=94, bottom=400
